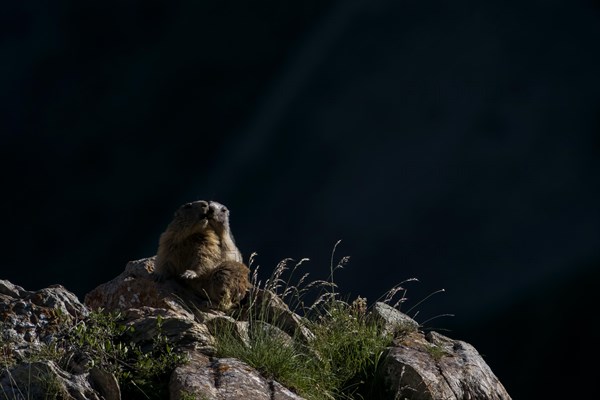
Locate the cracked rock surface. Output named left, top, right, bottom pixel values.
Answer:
left=385, top=330, right=511, bottom=400
left=170, top=353, right=304, bottom=400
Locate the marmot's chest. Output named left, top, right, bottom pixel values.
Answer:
left=182, top=232, right=222, bottom=258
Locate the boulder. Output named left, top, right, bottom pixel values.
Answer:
left=0, top=280, right=87, bottom=359
left=169, top=352, right=305, bottom=400
left=384, top=330, right=511, bottom=399
left=370, top=301, right=420, bottom=336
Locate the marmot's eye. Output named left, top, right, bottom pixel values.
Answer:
left=222, top=207, right=228, bottom=212
left=183, top=203, right=193, bottom=209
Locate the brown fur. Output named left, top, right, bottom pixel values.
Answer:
left=154, top=200, right=248, bottom=310
left=191, top=260, right=250, bottom=310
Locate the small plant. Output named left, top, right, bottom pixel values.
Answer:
left=178, top=389, right=201, bottom=400
left=0, top=362, right=69, bottom=400
left=425, top=344, right=448, bottom=361
left=0, top=348, right=15, bottom=370
left=65, top=311, right=187, bottom=399
left=35, top=367, right=69, bottom=400
left=1, top=310, right=187, bottom=400
left=0, top=322, right=16, bottom=370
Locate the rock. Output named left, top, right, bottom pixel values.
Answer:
left=239, top=289, right=315, bottom=342
left=248, top=321, right=295, bottom=348
left=169, top=352, right=306, bottom=400
left=206, top=315, right=251, bottom=348
left=84, top=257, right=227, bottom=357
left=85, top=257, right=182, bottom=312
left=0, top=361, right=102, bottom=400
left=169, top=352, right=216, bottom=399
left=384, top=330, right=511, bottom=399
left=84, top=257, right=224, bottom=320
left=124, top=307, right=216, bottom=355
left=29, top=285, right=88, bottom=318
left=89, top=367, right=121, bottom=400
left=0, top=281, right=87, bottom=360
left=0, top=279, right=30, bottom=298
left=370, top=302, right=419, bottom=336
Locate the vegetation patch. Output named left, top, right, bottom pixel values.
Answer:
left=1, top=311, right=188, bottom=400
left=66, top=311, right=188, bottom=399
left=213, top=243, right=416, bottom=400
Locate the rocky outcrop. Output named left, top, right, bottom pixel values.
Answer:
left=1, top=258, right=512, bottom=399
left=0, top=280, right=104, bottom=399
left=0, top=280, right=87, bottom=358
left=385, top=331, right=510, bottom=400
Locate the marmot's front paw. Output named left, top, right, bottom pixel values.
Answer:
left=181, top=270, right=198, bottom=279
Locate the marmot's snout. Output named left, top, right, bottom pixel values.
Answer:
left=208, top=201, right=228, bottom=222
left=177, top=200, right=210, bottom=220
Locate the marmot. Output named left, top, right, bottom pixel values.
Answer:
left=153, top=200, right=249, bottom=309
left=207, top=201, right=243, bottom=263
left=195, top=260, right=250, bottom=311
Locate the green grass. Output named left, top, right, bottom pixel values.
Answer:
left=307, top=301, right=391, bottom=399
left=216, top=321, right=316, bottom=393
left=216, top=299, right=392, bottom=400
left=425, top=344, right=449, bottom=362
left=66, top=311, right=188, bottom=399
left=1, top=311, right=188, bottom=400
left=213, top=242, right=413, bottom=400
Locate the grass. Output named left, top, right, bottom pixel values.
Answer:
left=306, top=300, right=392, bottom=399
left=1, top=311, right=188, bottom=400
left=425, top=344, right=449, bottom=362
left=65, top=311, right=188, bottom=399
left=213, top=241, right=419, bottom=400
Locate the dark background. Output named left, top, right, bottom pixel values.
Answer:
left=2, top=0, right=599, bottom=398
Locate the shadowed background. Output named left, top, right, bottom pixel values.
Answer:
left=2, top=0, right=599, bottom=398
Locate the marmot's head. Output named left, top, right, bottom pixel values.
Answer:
left=208, top=201, right=230, bottom=230
left=171, top=200, right=210, bottom=232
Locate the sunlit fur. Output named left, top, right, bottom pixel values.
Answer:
left=154, top=200, right=249, bottom=310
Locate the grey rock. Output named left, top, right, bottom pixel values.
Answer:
left=384, top=330, right=511, bottom=400
left=0, top=281, right=87, bottom=360
left=28, top=284, right=89, bottom=319
left=125, top=308, right=216, bottom=356
left=249, top=321, right=295, bottom=348
left=0, top=361, right=102, bottom=400
left=0, top=279, right=30, bottom=298
left=170, top=352, right=306, bottom=400
left=84, top=257, right=226, bottom=321
left=240, top=289, right=315, bottom=342
left=371, top=302, right=419, bottom=336
left=206, top=315, right=251, bottom=348
left=89, top=367, right=121, bottom=400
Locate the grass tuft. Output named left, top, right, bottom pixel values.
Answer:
left=213, top=242, right=417, bottom=400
